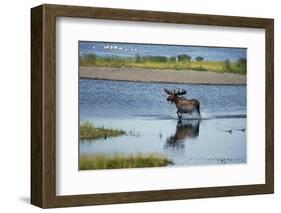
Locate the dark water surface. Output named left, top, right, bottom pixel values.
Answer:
left=80, top=79, right=246, bottom=167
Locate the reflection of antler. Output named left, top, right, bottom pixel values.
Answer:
left=166, top=120, right=200, bottom=147
left=164, top=88, right=186, bottom=96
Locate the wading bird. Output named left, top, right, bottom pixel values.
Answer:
left=164, top=88, right=201, bottom=119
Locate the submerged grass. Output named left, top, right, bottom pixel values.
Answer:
left=80, top=54, right=247, bottom=74
left=79, top=153, right=173, bottom=170
left=80, top=121, right=126, bottom=140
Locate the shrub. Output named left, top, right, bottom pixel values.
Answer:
left=143, top=56, right=168, bottom=62
left=224, top=59, right=231, bottom=71
left=177, top=54, right=191, bottom=62
left=135, top=54, right=142, bottom=63
left=80, top=53, right=97, bottom=66
left=237, top=58, right=246, bottom=70
left=195, top=56, right=204, bottom=62
left=170, top=56, right=176, bottom=62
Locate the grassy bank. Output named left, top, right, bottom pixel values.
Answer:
left=80, top=121, right=126, bottom=140
left=80, top=54, right=247, bottom=74
left=79, top=153, right=173, bottom=170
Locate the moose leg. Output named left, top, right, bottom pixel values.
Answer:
left=196, top=105, right=201, bottom=118
left=177, top=110, right=182, bottom=119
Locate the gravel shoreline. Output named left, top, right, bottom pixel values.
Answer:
left=80, top=66, right=246, bottom=85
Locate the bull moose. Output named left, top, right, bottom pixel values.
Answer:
left=164, top=88, right=201, bottom=119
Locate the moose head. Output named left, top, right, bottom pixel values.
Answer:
left=164, top=88, right=187, bottom=103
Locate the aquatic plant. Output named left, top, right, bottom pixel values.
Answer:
left=79, top=153, right=173, bottom=170
left=80, top=121, right=126, bottom=140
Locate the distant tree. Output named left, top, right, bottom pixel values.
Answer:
left=236, top=58, right=247, bottom=74
left=144, top=56, right=168, bottom=62
left=177, top=54, right=191, bottom=62
left=170, top=56, right=176, bottom=62
left=135, top=54, right=142, bottom=63
left=238, top=58, right=246, bottom=64
left=80, top=53, right=97, bottom=66
left=237, top=58, right=246, bottom=68
left=85, top=53, right=97, bottom=61
left=155, top=56, right=168, bottom=62
left=224, top=59, right=231, bottom=71
left=195, top=56, right=204, bottom=62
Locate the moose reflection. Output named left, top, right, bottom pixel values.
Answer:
left=165, top=119, right=200, bottom=149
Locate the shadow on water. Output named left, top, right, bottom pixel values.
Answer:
left=165, top=119, right=200, bottom=150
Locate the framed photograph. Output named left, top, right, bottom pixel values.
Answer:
left=31, top=4, right=274, bottom=208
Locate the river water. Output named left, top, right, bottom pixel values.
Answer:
left=79, top=79, right=246, bottom=167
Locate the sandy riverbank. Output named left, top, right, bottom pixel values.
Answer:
left=79, top=66, right=246, bottom=85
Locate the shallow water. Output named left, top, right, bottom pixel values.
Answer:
left=79, top=79, right=246, bottom=167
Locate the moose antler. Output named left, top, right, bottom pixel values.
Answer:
left=164, top=88, right=174, bottom=95
left=164, top=88, right=186, bottom=96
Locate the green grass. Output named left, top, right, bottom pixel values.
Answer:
left=80, top=121, right=126, bottom=140
left=79, top=153, right=173, bottom=170
left=79, top=54, right=247, bottom=74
